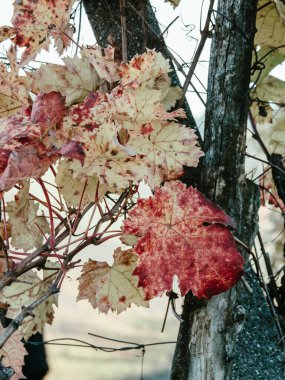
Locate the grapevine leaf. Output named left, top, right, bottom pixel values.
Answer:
left=31, top=91, right=66, bottom=124
left=0, top=26, right=16, bottom=42
left=127, top=120, right=203, bottom=188
left=0, top=45, right=31, bottom=117
left=119, top=50, right=171, bottom=89
left=0, top=92, right=66, bottom=191
left=0, top=326, right=27, bottom=380
left=254, top=75, right=285, bottom=105
left=6, top=181, right=49, bottom=251
left=29, top=56, right=102, bottom=106
left=11, top=0, right=75, bottom=65
left=256, top=0, right=285, bottom=55
left=2, top=263, right=59, bottom=340
left=77, top=248, right=149, bottom=314
left=55, top=159, right=108, bottom=208
left=164, top=0, right=181, bottom=8
left=121, top=181, right=245, bottom=300
left=61, top=85, right=201, bottom=189
left=81, top=45, right=120, bottom=83
left=275, top=0, right=285, bottom=22
left=260, top=167, right=285, bottom=211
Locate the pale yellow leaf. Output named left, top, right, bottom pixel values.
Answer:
left=0, top=326, right=27, bottom=380
left=77, top=248, right=149, bottom=314
left=119, top=50, right=171, bottom=88
left=29, top=56, right=102, bottom=106
left=251, top=47, right=284, bottom=84
left=254, top=75, right=285, bottom=104
left=256, top=0, right=285, bottom=54
left=55, top=159, right=108, bottom=207
left=275, top=0, right=285, bottom=22
left=0, top=45, right=31, bottom=117
left=2, top=263, right=59, bottom=340
left=164, top=0, right=180, bottom=8
left=6, top=181, right=50, bottom=251
left=128, top=120, right=204, bottom=188
left=270, top=115, right=285, bottom=153
left=81, top=45, right=120, bottom=83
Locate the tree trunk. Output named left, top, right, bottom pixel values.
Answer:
left=171, top=1, right=285, bottom=379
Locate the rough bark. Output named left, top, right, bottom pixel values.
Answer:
left=171, top=1, right=285, bottom=379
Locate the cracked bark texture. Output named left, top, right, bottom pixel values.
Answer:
left=171, top=1, right=285, bottom=379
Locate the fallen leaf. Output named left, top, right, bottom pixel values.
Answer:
left=122, top=181, right=245, bottom=300
left=77, top=248, right=149, bottom=313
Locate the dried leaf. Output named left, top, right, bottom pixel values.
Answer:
left=77, top=248, right=149, bottom=313
left=2, top=263, right=59, bottom=340
left=11, top=0, right=75, bottom=65
left=6, top=181, right=49, bottom=251
left=29, top=56, right=102, bottom=106
left=122, top=181, right=244, bottom=300
left=0, top=326, right=27, bottom=380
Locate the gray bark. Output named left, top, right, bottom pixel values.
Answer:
left=171, top=1, right=285, bottom=379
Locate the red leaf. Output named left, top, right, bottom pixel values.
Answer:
left=11, top=0, right=75, bottom=65
left=31, top=92, right=66, bottom=124
left=122, top=181, right=244, bottom=300
left=0, top=92, right=66, bottom=191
